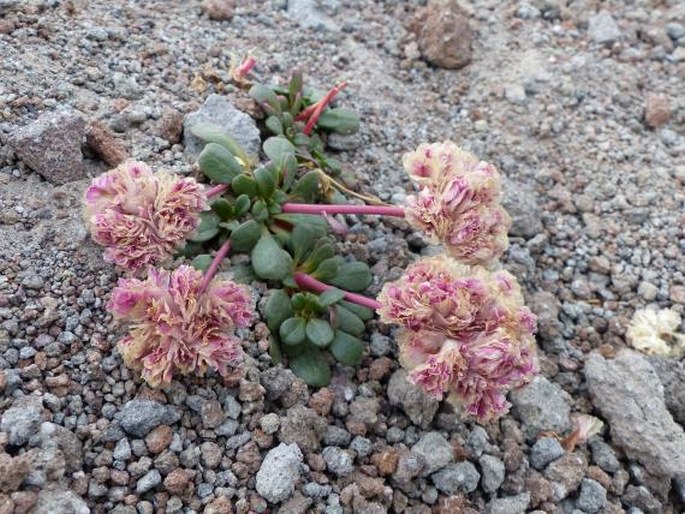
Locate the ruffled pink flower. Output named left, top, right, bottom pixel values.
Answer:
left=378, top=255, right=528, bottom=341
left=109, top=265, right=253, bottom=387
left=84, top=161, right=208, bottom=274
left=406, top=337, right=466, bottom=399
left=404, top=146, right=511, bottom=267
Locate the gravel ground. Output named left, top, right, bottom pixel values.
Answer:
left=1, top=0, right=685, bottom=513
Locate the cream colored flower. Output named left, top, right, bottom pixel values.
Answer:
left=626, top=307, right=685, bottom=356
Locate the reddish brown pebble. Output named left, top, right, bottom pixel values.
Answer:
left=145, top=425, right=172, bottom=454
left=86, top=121, right=129, bottom=166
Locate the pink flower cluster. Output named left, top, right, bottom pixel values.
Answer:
left=403, top=142, right=511, bottom=267
left=109, top=265, right=253, bottom=387
left=378, top=255, right=537, bottom=421
left=84, top=161, right=208, bottom=274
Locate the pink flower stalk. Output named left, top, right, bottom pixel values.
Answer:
left=109, top=265, right=253, bottom=387
left=232, top=55, right=256, bottom=82
left=296, top=82, right=348, bottom=136
left=403, top=143, right=511, bottom=267
left=84, top=161, right=208, bottom=274
left=294, top=271, right=381, bottom=311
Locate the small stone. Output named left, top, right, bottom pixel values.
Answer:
left=666, top=22, right=685, bottom=40
left=21, top=274, right=44, bottom=290
left=543, top=453, right=586, bottom=500
left=412, top=432, right=454, bottom=476
left=510, top=376, right=571, bottom=440
left=163, top=469, right=190, bottom=495
left=411, top=0, right=473, bottom=69
left=371, top=448, right=399, bottom=476
left=387, top=370, right=439, bottom=428
left=38, top=422, right=83, bottom=473
left=85, top=121, right=128, bottom=166
left=529, top=437, right=565, bottom=470
left=465, top=426, right=490, bottom=459
left=278, top=405, right=327, bottom=453
left=255, top=443, right=303, bottom=503
left=0, top=452, right=31, bottom=493
left=113, top=439, right=132, bottom=461
left=637, top=281, right=659, bottom=301
left=485, top=492, right=530, bottom=514
left=350, top=436, right=373, bottom=457
left=8, top=110, right=86, bottom=185
left=588, top=11, right=621, bottom=45
left=32, top=489, right=89, bottom=514
left=576, top=478, right=607, bottom=513
left=589, top=439, right=620, bottom=473
left=200, top=442, right=223, bottom=469
left=623, top=484, right=662, bottom=513
left=201, top=400, right=225, bottom=429
left=327, top=133, right=361, bottom=151
left=431, top=461, right=480, bottom=495
left=157, top=108, right=184, bottom=144
left=183, top=94, right=260, bottom=158
left=322, top=447, right=355, bottom=476
left=259, top=413, right=280, bottom=435
left=479, top=455, right=505, bottom=494
left=118, top=399, right=180, bottom=438
left=145, top=425, right=172, bottom=454
left=201, top=0, right=235, bottom=21
left=136, top=469, right=162, bottom=494
left=324, top=426, right=351, bottom=447
left=0, top=395, right=44, bottom=446
left=644, top=94, right=670, bottom=129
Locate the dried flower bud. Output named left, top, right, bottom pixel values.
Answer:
left=626, top=307, right=685, bottom=356
left=84, top=161, right=208, bottom=274
left=109, top=265, right=253, bottom=387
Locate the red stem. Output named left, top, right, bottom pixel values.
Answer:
left=299, top=82, right=348, bottom=135
left=294, top=271, right=381, bottom=311
left=235, top=56, right=256, bottom=78
left=206, top=184, right=230, bottom=198
left=200, top=239, right=232, bottom=293
left=282, top=202, right=405, bottom=217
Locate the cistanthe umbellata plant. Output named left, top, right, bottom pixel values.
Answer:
left=84, top=62, right=538, bottom=422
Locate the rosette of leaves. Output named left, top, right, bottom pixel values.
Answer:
left=184, top=124, right=374, bottom=386
left=249, top=69, right=360, bottom=178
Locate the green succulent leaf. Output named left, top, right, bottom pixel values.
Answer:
left=280, top=317, right=306, bottom=346
left=254, top=165, right=278, bottom=198
left=265, top=289, right=293, bottom=332
left=289, top=347, right=331, bottom=387
left=189, top=123, right=250, bottom=163
left=290, top=171, right=319, bottom=202
left=263, top=136, right=296, bottom=164
left=232, top=174, right=258, bottom=197
left=229, top=219, right=262, bottom=252
left=329, top=330, right=364, bottom=366
left=339, top=300, right=375, bottom=321
left=291, top=293, right=307, bottom=312
left=274, top=213, right=328, bottom=235
left=316, top=107, right=360, bottom=134
left=329, top=262, right=372, bottom=292
left=333, top=305, right=365, bottom=336
left=178, top=240, right=204, bottom=257
left=251, top=230, right=293, bottom=280
left=288, top=69, right=303, bottom=98
left=281, top=153, right=299, bottom=190
left=198, top=143, right=243, bottom=184
left=234, top=194, right=251, bottom=217
left=292, top=132, right=310, bottom=147
left=269, top=336, right=282, bottom=364
left=251, top=199, right=268, bottom=222
left=211, top=198, right=233, bottom=221
left=306, top=318, right=334, bottom=348
left=290, top=223, right=316, bottom=261
left=250, top=84, right=282, bottom=114
left=189, top=211, right=220, bottom=242
left=265, top=116, right=284, bottom=135
left=226, top=264, right=254, bottom=284
left=318, top=288, right=345, bottom=307
left=190, top=254, right=212, bottom=272
left=314, top=257, right=341, bottom=282
left=303, top=239, right=335, bottom=272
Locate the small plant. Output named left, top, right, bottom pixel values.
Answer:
left=84, top=60, right=538, bottom=421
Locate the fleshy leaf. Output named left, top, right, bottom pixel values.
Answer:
left=263, top=136, right=296, bottom=164
left=251, top=230, right=293, bottom=280
left=289, top=347, right=331, bottom=387
left=329, top=330, right=364, bottom=366
left=333, top=305, right=365, bottom=335
left=317, top=107, right=360, bottom=134
left=279, top=317, right=306, bottom=346
left=290, top=171, right=319, bottom=202
left=265, top=289, right=293, bottom=332
left=211, top=198, right=233, bottom=221
left=230, top=219, right=262, bottom=252
left=265, top=116, right=284, bottom=135
left=189, top=123, right=250, bottom=163
left=314, top=257, right=341, bottom=281
left=318, top=288, right=345, bottom=307
left=254, top=165, right=278, bottom=198
left=339, top=300, right=375, bottom=321
left=305, top=318, right=334, bottom=348
left=198, top=143, right=243, bottom=184
left=232, top=174, right=258, bottom=197
left=329, top=261, right=371, bottom=291
left=250, top=84, right=282, bottom=114
left=190, top=254, right=212, bottom=272
left=189, top=211, right=220, bottom=242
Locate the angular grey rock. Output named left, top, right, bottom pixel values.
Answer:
left=431, top=461, right=480, bottom=494
left=33, top=489, right=90, bottom=514
left=38, top=422, right=84, bottom=473
left=412, top=432, right=454, bottom=476
left=322, top=446, right=355, bottom=476
left=183, top=94, right=260, bottom=158
left=576, top=478, right=607, bottom=514
left=1, top=395, right=44, bottom=446
left=510, top=376, right=571, bottom=440
left=8, top=109, right=86, bottom=185
left=278, top=404, right=327, bottom=453
left=585, top=350, right=685, bottom=478
left=486, top=492, right=530, bottom=514
left=479, top=455, right=505, bottom=494
left=588, top=438, right=620, bottom=473
left=646, top=355, right=685, bottom=426
left=113, top=438, right=132, bottom=461
left=136, top=469, right=162, bottom=494
left=588, top=11, right=621, bottom=45
left=256, top=443, right=303, bottom=503
left=465, top=426, right=490, bottom=458
left=502, top=179, right=543, bottom=239
left=117, top=399, right=180, bottom=438
left=323, top=425, right=351, bottom=447
left=287, top=0, right=338, bottom=31
left=387, top=369, right=439, bottom=428
left=529, top=437, right=565, bottom=470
